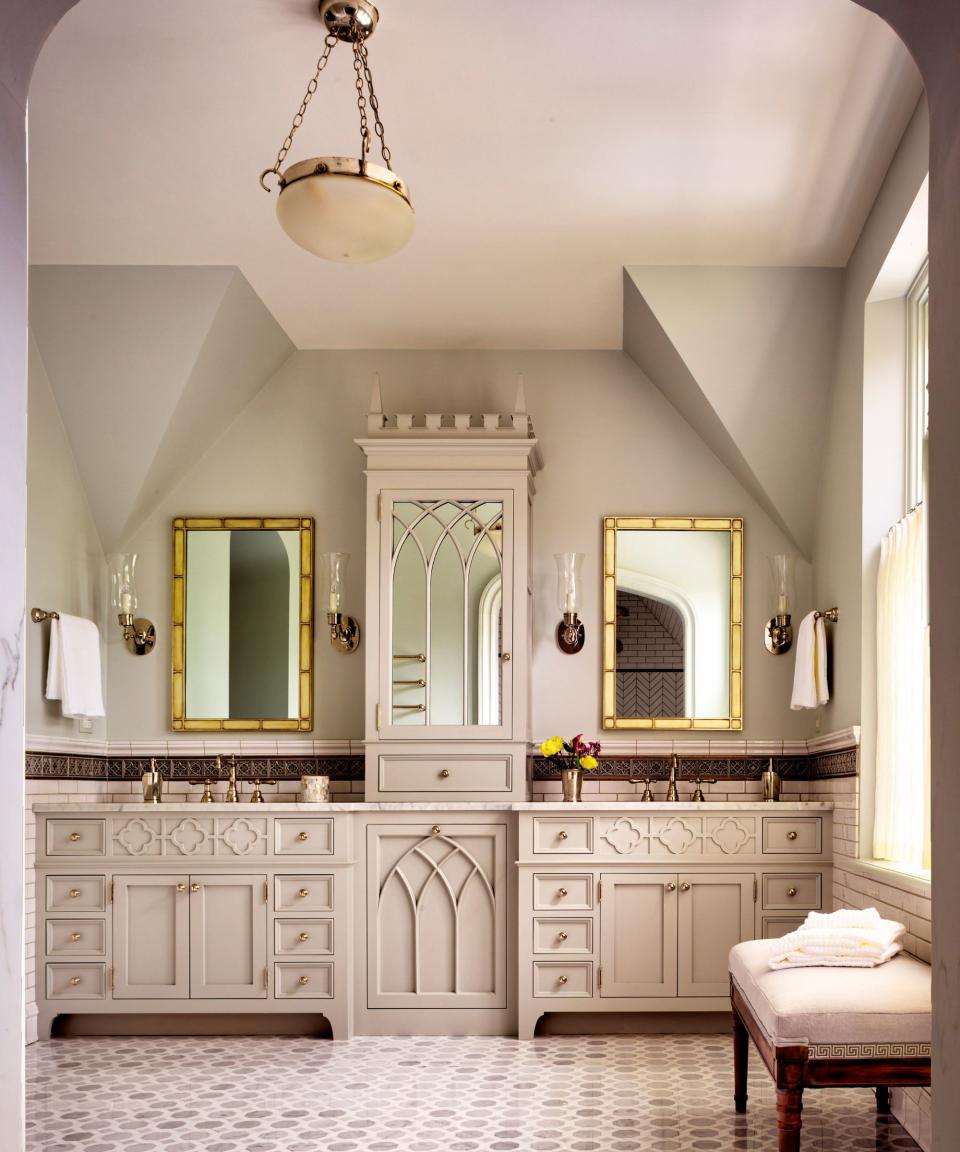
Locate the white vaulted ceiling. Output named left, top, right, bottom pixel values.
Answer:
left=28, top=0, right=921, bottom=350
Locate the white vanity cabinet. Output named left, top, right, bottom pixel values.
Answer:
left=35, top=806, right=353, bottom=1040
left=517, top=804, right=833, bottom=1038
left=358, top=436, right=540, bottom=801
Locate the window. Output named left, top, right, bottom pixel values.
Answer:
left=872, top=259, right=930, bottom=873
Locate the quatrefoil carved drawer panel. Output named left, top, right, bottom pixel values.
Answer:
left=112, top=816, right=269, bottom=858
left=597, top=815, right=757, bottom=858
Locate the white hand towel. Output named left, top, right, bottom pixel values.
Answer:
left=45, top=614, right=106, bottom=719
left=805, top=907, right=881, bottom=929
left=790, top=611, right=829, bottom=709
left=769, top=945, right=903, bottom=970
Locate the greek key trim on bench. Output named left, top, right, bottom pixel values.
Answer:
left=807, top=1041, right=931, bottom=1060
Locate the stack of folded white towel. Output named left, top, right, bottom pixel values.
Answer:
left=769, top=907, right=905, bottom=970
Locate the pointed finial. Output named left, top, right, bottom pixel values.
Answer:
left=369, top=373, right=383, bottom=415
left=514, top=373, right=527, bottom=414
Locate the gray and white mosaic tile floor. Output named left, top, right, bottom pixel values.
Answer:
left=26, top=1034, right=922, bottom=1151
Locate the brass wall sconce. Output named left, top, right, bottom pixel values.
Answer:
left=321, top=551, right=360, bottom=653
left=107, top=553, right=156, bottom=655
left=555, top=552, right=586, bottom=654
left=764, top=553, right=795, bottom=655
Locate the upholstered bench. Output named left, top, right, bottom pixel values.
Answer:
left=729, top=939, right=931, bottom=1152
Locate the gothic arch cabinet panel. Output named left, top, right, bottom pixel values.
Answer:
left=366, top=821, right=508, bottom=1011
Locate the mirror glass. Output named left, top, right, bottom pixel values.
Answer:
left=391, top=499, right=504, bottom=726
left=172, top=517, right=313, bottom=731
left=602, top=517, right=742, bottom=730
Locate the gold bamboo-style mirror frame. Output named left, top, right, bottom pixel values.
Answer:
left=172, top=517, right=314, bottom=731
left=602, top=516, right=743, bottom=730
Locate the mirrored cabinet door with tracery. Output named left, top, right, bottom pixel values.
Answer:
left=384, top=494, right=512, bottom=735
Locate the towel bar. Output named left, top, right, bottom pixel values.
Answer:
left=30, top=607, right=60, bottom=623
left=813, top=607, right=839, bottom=622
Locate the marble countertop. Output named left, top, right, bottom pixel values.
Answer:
left=33, top=800, right=834, bottom=813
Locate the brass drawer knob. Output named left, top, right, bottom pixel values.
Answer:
left=558, top=887, right=568, bottom=897
left=431, top=825, right=441, bottom=835
left=298, top=931, right=310, bottom=942
left=558, top=931, right=568, bottom=941
left=501, top=652, right=511, bottom=662
left=297, top=831, right=309, bottom=841
left=440, top=769, right=450, bottom=779
left=176, top=883, right=186, bottom=892
left=557, top=974, right=568, bottom=985
left=69, top=976, right=81, bottom=986
left=680, top=882, right=691, bottom=892
left=69, top=889, right=81, bottom=899
left=70, top=932, right=82, bottom=942
left=665, top=882, right=677, bottom=892
left=298, top=888, right=310, bottom=898
left=787, top=886, right=798, bottom=897
left=298, top=975, right=310, bottom=986
left=191, top=883, right=201, bottom=893
left=787, top=830, right=798, bottom=840
left=68, top=832, right=81, bottom=842
left=558, top=830, right=568, bottom=840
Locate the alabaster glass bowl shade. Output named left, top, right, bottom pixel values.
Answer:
left=276, top=157, right=414, bottom=262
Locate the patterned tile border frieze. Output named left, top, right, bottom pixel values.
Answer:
left=25, top=746, right=858, bottom=783
left=24, top=751, right=365, bottom=782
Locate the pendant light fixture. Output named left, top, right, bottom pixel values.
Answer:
left=259, top=0, right=414, bottom=263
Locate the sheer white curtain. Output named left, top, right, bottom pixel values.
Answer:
left=874, top=503, right=930, bottom=870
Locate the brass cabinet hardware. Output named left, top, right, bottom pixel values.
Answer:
left=393, top=703, right=426, bottom=711
left=753, top=877, right=758, bottom=903
left=500, top=652, right=511, bottom=662
left=393, top=678, right=426, bottom=687
left=558, top=931, right=568, bottom=941
left=299, top=932, right=310, bottom=942
left=787, top=830, right=798, bottom=840
left=665, top=882, right=677, bottom=892
left=393, top=653, right=426, bottom=662
left=787, top=886, right=798, bottom=897
left=108, top=966, right=114, bottom=990
left=558, top=887, right=568, bottom=897
left=558, top=830, right=568, bottom=840
left=298, top=888, right=310, bottom=898
left=176, top=883, right=186, bottom=892
left=431, top=825, right=441, bottom=835
left=679, top=882, right=691, bottom=892
left=599, top=967, right=602, bottom=990
left=439, top=769, right=450, bottom=778
left=298, top=975, right=310, bottom=986
left=68, top=832, right=81, bottom=842
left=109, top=881, right=114, bottom=903
left=298, top=831, right=309, bottom=841
left=264, top=881, right=270, bottom=903
left=598, top=881, right=602, bottom=901
left=69, top=889, right=81, bottom=899
left=191, top=883, right=201, bottom=892
left=70, top=932, right=81, bottom=942
left=69, top=976, right=81, bottom=986
left=263, top=967, right=269, bottom=990
left=557, top=975, right=568, bottom=985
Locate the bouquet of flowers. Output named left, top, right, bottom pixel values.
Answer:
left=539, top=733, right=601, bottom=771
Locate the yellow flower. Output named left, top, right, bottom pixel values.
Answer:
left=579, top=755, right=599, bottom=771
left=540, top=736, right=564, bottom=757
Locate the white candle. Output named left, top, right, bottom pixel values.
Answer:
left=777, top=594, right=787, bottom=615
left=564, top=591, right=575, bottom=613
left=328, top=592, right=339, bottom=614
left=120, top=592, right=133, bottom=613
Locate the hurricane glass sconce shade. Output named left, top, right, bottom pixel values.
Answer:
left=320, top=551, right=360, bottom=653
left=107, top=552, right=155, bottom=656
left=765, top=553, right=796, bottom=655
left=259, top=0, right=414, bottom=264
left=555, top=552, right=586, bottom=654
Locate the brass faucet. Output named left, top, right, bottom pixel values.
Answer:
left=665, top=754, right=680, bottom=802
left=224, top=755, right=240, bottom=803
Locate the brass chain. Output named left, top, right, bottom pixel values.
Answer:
left=352, top=37, right=371, bottom=160
left=259, top=33, right=339, bottom=190
left=354, top=23, right=392, bottom=169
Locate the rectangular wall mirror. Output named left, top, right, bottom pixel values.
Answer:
left=602, top=516, right=743, bottom=730
left=172, top=517, right=313, bottom=731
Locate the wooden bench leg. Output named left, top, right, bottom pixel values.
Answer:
left=775, top=1085, right=803, bottom=1152
left=876, top=1086, right=891, bottom=1114
left=776, top=1059, right=805, bottom=1152
left=733, top=1008, right=749, bottom=1113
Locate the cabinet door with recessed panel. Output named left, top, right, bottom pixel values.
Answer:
left=113, top=875, right=189, bottom=999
